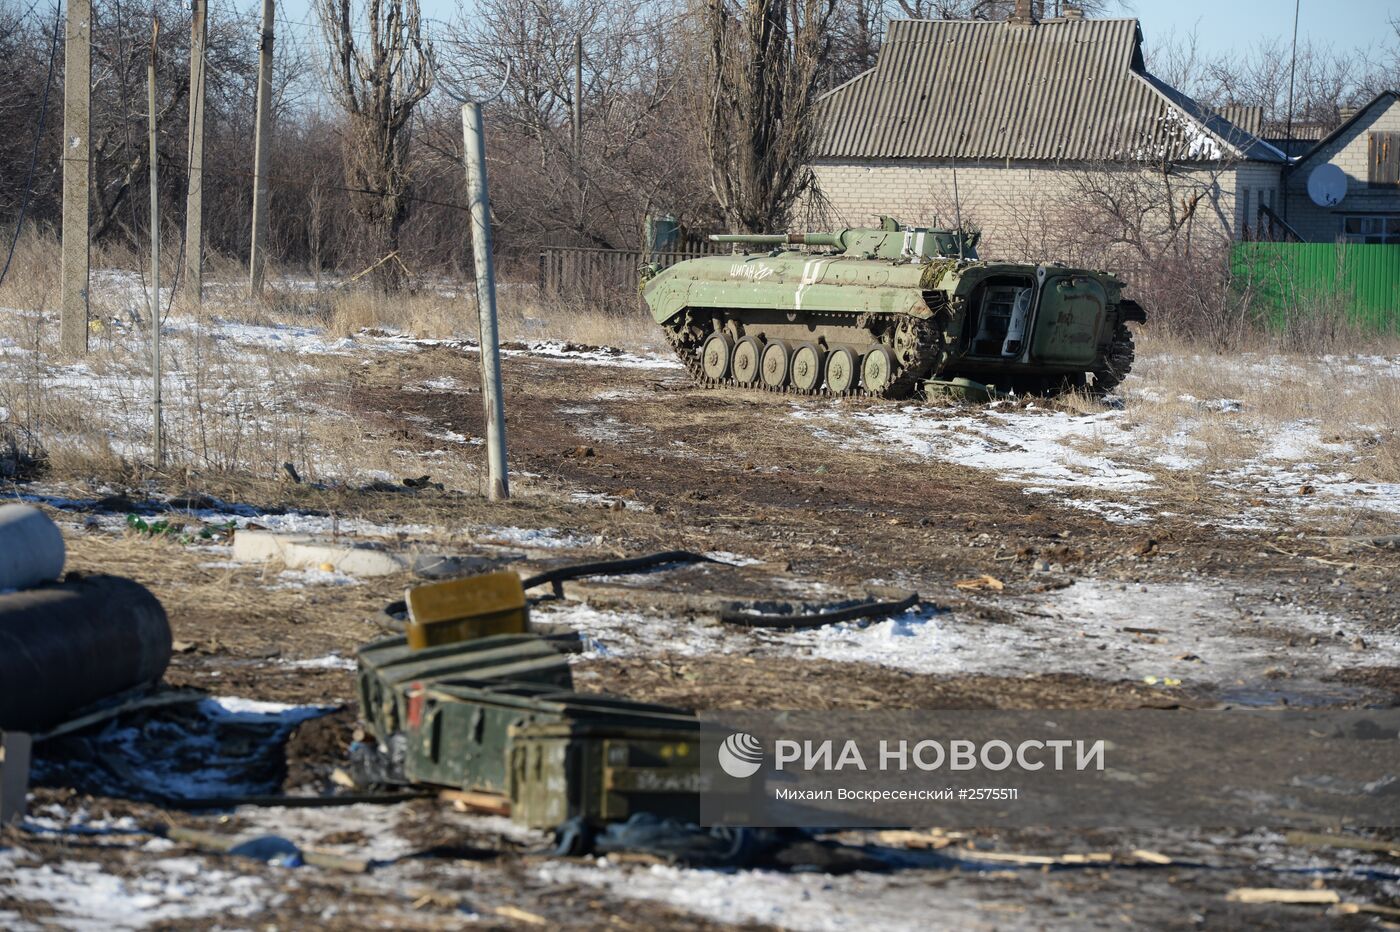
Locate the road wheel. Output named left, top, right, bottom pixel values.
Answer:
left=1089, top=324, right=1135, bottom=395
left=760, top=340, right=791, bottom=389
left=825, top=347, right=858, bottom=394
left=790, top=342, right=826, bottom=393
left=861, top=345, right=896, bottom=395
left=732, top=337, right=763, bottom=385
left=700, top=332, right=733, bottom=381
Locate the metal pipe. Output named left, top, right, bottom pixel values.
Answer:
left=0, top=575, right=172, bottom=732
left=148, top=17, right=163, bottom=465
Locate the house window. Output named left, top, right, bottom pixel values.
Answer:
left=1369, top=132, right=1400, bottom=186
left=1341, top=215, right=1400, bottom=243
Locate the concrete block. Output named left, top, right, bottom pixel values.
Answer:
left=232, top=529, right=411, bottom=577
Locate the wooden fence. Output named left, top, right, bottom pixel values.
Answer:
left=538, top=245, right=722, bottom=310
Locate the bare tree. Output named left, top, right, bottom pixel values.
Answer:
left=1144, top=27, right=1369, bottom=138
left=826, top=0, right=885, bottom=84
left=700, top=0, right=836, bottom=233
left=440, top=0, right=685, bottom=250
left=891, top=0, right=1109, bottom=20
left=1364, top=17, right=1400, bottom=97
left=318, top=0, right=434, bottom=289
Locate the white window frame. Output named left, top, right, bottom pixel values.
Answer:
left=1341, top=214, right=1400, bottom=244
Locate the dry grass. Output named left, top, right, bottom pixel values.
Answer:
left=1128, top=329, right=1400, bottom=485
left=0, top=226, right=61, bottom=314
left=322, top=282, right=661, bottom=350
left=0, top=234, right=657, bottom=491
left=2, top=231, right=1396, bottom=502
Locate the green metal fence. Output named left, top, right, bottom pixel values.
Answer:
left=1230, top=243, right=1400, bottom=333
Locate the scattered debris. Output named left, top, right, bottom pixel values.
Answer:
left=1226, top=888, right=1342, bottom=905
left=954, top=574, right=1005, bottom=591
left=232, top=529, right=414, bottom=577
left=1284, top=830, right=1400, bottom=856
left=1131, top=849, right=1174, bottom=865
left=167, top=825, right=371, bottom=873
left=1332, top=903, right=1400, bottom=918
left=719, top=592, right=921, bottom=629
left=494, top=905, right=549, bottom=925
left=876, top=829, right=957, bottom=850
left=440, top=789, right=512, bottom=817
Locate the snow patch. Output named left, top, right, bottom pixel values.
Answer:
left=0, top=851, right=276, bottom=931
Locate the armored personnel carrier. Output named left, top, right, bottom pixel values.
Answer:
left=641, top=218, right=1145, bottom=398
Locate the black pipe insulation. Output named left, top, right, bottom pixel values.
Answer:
left=0, top=575, right=172, bottom=732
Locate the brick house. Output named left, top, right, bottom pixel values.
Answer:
left=805, top=10, right=1288, bottom=260
left=1281, top=91, right=1400, bottom=244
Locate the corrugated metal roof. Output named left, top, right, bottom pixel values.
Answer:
left=816, top=18, right=1286, bottom=164
left=1216, top=103, right=1263, bottom=136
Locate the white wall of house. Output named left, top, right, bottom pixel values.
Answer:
left=1283, top=96, right=1400, bottom=243
left=807, top=159, right=1281, bottom=261
left=1236, top=162, right=1286, bottom=236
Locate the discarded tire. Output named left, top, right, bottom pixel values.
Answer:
left=0, top=504, right=65, bottom=591
left=0, top=575, right=172, bottom=732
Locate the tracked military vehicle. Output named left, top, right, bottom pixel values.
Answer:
left=641, top=218, right=1145, bottom=398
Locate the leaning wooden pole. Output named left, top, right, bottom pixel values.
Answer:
left=248, top=0, right=274, bottom=296
left=60, top=0, right=92, bottom=355
left=182, top=0, right=207, bottom=307
left=148, top=18, right=163, bottom=466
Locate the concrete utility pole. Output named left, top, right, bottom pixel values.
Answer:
left=462, top=101, right=509, bottom=501
left=60, top=0, right=92, bottom=356
left=249, top=0, right=275, bottom=296
left=148, top=18, right=163, bottom=465
left=182, top=0, right=207, bottom=306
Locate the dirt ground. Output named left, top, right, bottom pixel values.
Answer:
left=3, top=339, right=1399, bottom=930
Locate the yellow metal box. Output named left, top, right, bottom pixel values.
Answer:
left=405, top=571, right=528, bottom=649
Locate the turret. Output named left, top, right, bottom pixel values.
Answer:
left=709, top=219, right=979, bottom=262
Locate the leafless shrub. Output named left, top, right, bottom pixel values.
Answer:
left=317, top=0, right=435, bottom=291
left=699, top=0, right=836, bottom=233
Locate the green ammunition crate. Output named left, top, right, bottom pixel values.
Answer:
left=508, top=719, right=709, bottom=829
left=403, top=680, right=696, bottom=795
left=355, top=634, right=572, bottom=739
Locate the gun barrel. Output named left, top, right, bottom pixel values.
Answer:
left=708, top=232, right=845, bottom=247
left=708, top=234, right=790, bottom=245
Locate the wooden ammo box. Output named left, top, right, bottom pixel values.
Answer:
left=402, top=681, right=696, bottom=797
left=355, top=634, right=572, bottom=739
left=508, top=718, right=709, bottom=829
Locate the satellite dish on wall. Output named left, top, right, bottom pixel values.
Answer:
left=1307, top=163, right=1347, bottom=207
